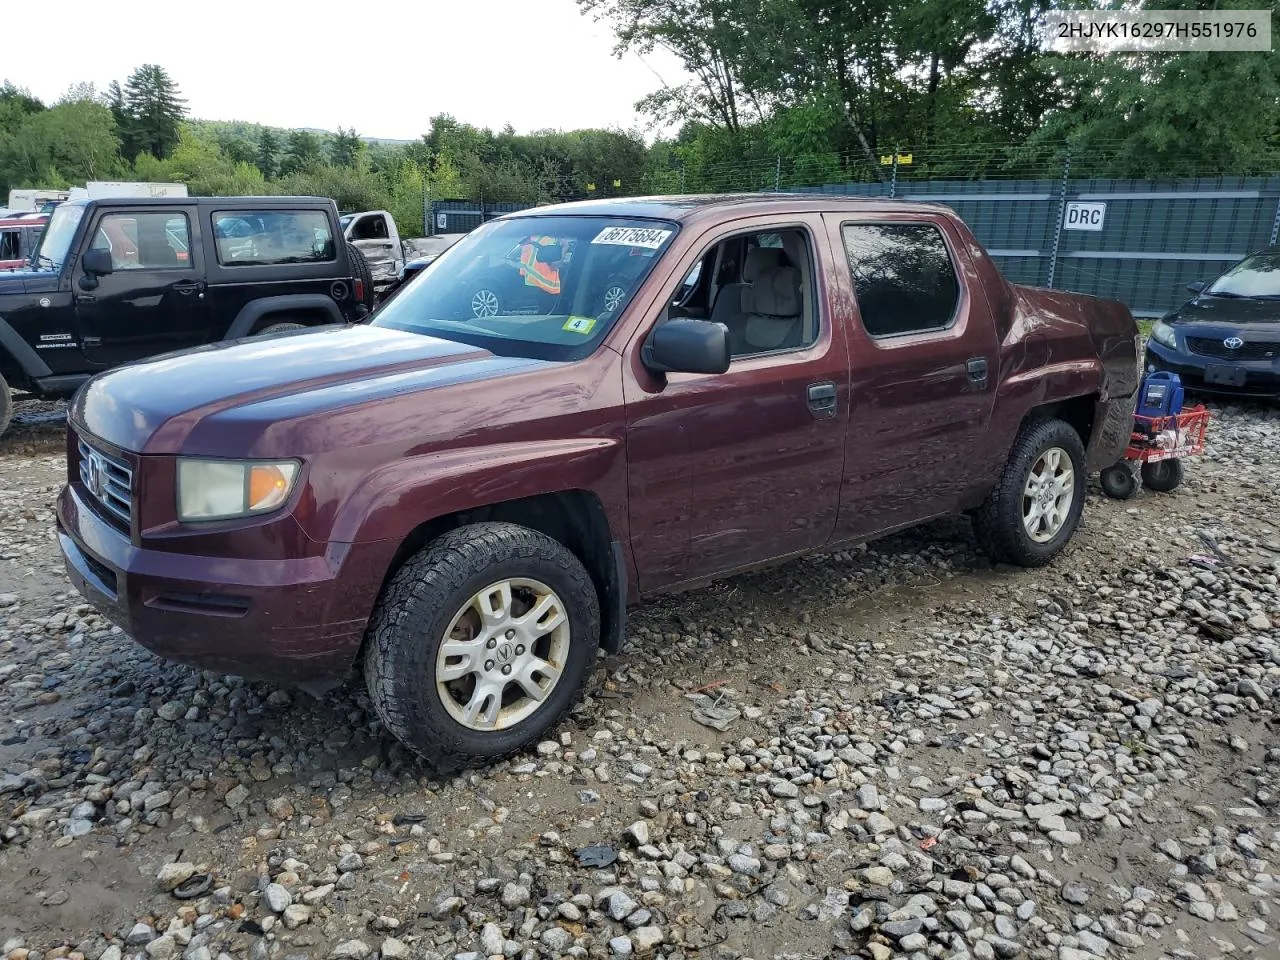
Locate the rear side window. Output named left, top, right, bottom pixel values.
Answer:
left=841, top=222, right=960, bottom=337
left=212, top=210, right=335, bottom=266
left=0, top=230, right=18, bottom=260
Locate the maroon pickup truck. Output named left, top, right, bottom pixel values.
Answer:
left=56, top=195, right=1140, bottom=769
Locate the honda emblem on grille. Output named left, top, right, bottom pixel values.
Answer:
left=84, top=453, right=104, bottom=499
left=1224, top=336, right=1244, bottom=350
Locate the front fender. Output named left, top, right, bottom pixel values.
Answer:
left=323, top=436, right=626, bottom=545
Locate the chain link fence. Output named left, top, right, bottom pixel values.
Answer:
left=427, top=142, right=1280, bottom=317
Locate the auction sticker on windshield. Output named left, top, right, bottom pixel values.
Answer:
left=592, top=226, right=672, bottom=249
left=563, top=316, right=598, bottom=335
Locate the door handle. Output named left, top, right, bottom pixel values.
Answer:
left=174, top=280, right=205, bottom=298
left=966, top=357, right=989, bottom=391
left=807, top=381, right=837, bottom=418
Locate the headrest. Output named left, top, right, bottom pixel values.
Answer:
left=780, top=232, right=806, bottom=271
left=747, top=265, right=802, bottom=317
left=742, top=246, right=784, bottom=283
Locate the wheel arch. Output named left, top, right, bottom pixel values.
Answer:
left=223, top=295, right=347, bottom=340
left=363, top=489, right=628, bottom=660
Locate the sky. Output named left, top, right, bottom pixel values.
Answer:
left=4, top=0, right=690, bottom=142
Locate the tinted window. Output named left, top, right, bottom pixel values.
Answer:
left=91, top=212, right=192, bottom=270
left=212, top=210, right=335, bottom=266
left=841, top=223, right=960, bottom=337
left=0, top=231, right=18, bottom=260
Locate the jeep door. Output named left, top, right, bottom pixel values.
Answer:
left=821, top=212, right=1001, bottom=541
left=74, top=207, right=210, bottom=367
left=623, top=215, right=851, bottom=590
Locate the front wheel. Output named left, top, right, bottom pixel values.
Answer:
left=972, top=417, right=1087, bottom=567
left=1141, top=458, right=1184, bottom=493
left=0, top=372, right=12, bottom=440
left=363, top=522, right=600, bottom=771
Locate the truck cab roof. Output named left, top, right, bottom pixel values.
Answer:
left=492, top=193, right=958, bottom=225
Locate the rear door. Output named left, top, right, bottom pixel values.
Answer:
left=75, top=207, right=210, bottom=367
left=346, top=213, right=400, bottom=289
left=822, top=212, right=1000, bottom=542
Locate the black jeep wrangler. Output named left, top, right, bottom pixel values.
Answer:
left=0, top=196, right=375, bottom=437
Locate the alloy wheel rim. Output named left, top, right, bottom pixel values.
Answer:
left=471, top=288, right=500, bottom=317
left=435, top=578, right=570, bottom=731
left=1022, top=446, right=1075, bottom=543
left=603, top=285, right=626, bottom=311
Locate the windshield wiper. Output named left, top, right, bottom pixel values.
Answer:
left=34, top=254, right=58, bottom=270
left=1206, top=290, right=1244, bottom=298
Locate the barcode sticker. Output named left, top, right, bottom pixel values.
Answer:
left=592, top=226, right=672, bottom=249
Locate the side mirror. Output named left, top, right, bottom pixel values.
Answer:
left=82, top=248, right=113, bottom=277
left=643, top=317, right=730, bottom=375
left=1186, top=280, right=1206, bottom=294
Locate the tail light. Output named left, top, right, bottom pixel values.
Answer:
left=353, top=278, right=365, bottom=303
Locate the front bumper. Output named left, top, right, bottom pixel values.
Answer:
left=1145, top=340, right=1280, bottom=399
left=57, top=484, right=383, bottom=683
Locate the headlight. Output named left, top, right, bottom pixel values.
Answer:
left=1149, top=320, right=1177, bottom=349
left=177, top=458, right=300, bottom=522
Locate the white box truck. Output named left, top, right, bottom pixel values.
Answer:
left=66, top=182, right=189, bottom=202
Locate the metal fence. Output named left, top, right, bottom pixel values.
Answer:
left=427, top=172, right=1280, bottom=318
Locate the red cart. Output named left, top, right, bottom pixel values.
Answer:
left=1099, top=405, right=1210, bottom=499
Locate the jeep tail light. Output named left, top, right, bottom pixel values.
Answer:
left=353, top=278, right=364, bottom=303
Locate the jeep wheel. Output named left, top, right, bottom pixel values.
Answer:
left=258, top=321, right=306, bottom=334
left=346, top=243, right=376, bottom=313
left=363, top=522, right=600, bottom=771
left=0, top=372, right=12, bottom=439
left=972, top=417, right=1087, bottom=567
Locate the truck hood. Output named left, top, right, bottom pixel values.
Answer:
left=71, top=324, right=556, bottom=454
left=0, top=269, right=60, bottom=296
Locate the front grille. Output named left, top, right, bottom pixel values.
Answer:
left=1185, top=336, right=1279, bottom=361
left=77, top=437, right=134, bottom=528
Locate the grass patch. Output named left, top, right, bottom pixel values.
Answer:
left=1137, top=318, right=1154, bottom=339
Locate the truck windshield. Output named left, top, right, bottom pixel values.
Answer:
left=1208, top=249, right=1280, bottom=299
left=31, top=203, right=85, bottom=270
left=370, top=215, right=679, bottom=361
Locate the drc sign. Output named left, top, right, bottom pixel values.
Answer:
left=1064, top=201, right=1107, bottom=231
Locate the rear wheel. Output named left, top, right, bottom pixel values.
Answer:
left=972, top=417, right=1087, bottom=567
left=363, top=522, right=600, bottom=771
left=1141, top=458, right=1184, bottom=493
left=0, top=372, right=12, bottom=440
left=257, top=321, right=306, bottom=334
left=346, top=243, right=376, bottom=314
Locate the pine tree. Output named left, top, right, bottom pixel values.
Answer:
left=330, top=127, right=364, bottom=167
left=123, top=64, right=187, bottom=159
left=105, top=80, right=140, bottom=159
left=280, top=130, right=322, bottom=176
left=257, top=128, right=280, bottom=179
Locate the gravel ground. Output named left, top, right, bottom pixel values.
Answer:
left=1, top=400, right=1278, bottom=960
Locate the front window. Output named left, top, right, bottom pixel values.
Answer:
left=32, top=203, right=85, bottom=270
left=371, top=216, right=679, bottom=361
left=1207, top=249, right=1280, bottom=299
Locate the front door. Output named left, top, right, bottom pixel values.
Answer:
left=75, top=207, right=209, bottom=367
left=823, top=213, right=1001, bottom=542
left=624, top=217, right=850, bottom=591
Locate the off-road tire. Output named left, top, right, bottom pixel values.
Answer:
left=257, top=321, right=306, bottom=334
left=1141, top=458, right=1184, bottom=493
left=363, top=521, right=600, bottom=772
left=1100, top=462, right=1139, bottom=500
left=346, top=243, right=376, bottom=314
left=0, top=371, right=12, bottom=440
left=972, top=417, right=1087, bottom=568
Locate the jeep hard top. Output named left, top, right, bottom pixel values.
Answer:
left=0, top=195, right=375, bottom=435
left=57, top=193, right=1141, bottom=771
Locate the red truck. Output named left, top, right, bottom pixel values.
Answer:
left=56, top=195, right=1140, bottom=770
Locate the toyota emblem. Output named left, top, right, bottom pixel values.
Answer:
left=1223, top=336, right=1244, bottom=350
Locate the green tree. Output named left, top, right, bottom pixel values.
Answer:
left=256, top=127, right=280, bottom=178
left=330, top=127, right=364, bottom=167
left=280, top=129, right=323, bottom=176
left=0, top=99, right=124, bottom=194
left=122, top=64, right=187, bottom=159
